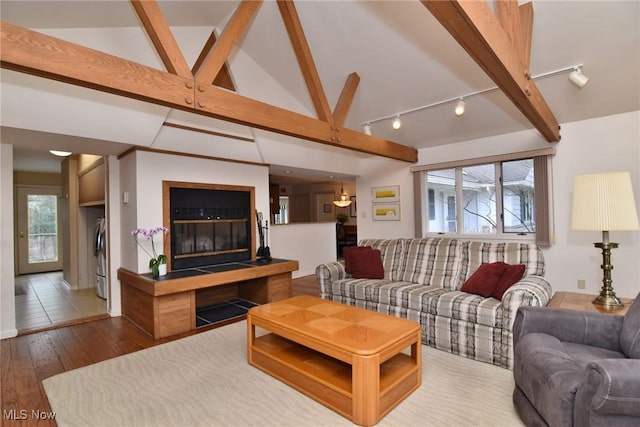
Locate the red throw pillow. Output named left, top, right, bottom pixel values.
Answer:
left=350, top=249, right=384, bottom=279
left=343, top=246, right=372, bottom=273
left=461, top=262, right=507, bottom=297
left=492, top=264, right=526, bottom=300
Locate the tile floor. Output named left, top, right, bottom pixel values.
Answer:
left=15, top=271, right=107, bottom=331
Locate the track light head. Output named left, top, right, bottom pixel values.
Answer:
left=454, top=98, right=466, bottom=116
left=363, top=123, right=372, bottom=135
left=392, top=115, right=402, bottom=130
left=569, top=67, right=589, bottom=88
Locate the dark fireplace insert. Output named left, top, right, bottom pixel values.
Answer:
left=166, top=183, right=255, bottom=271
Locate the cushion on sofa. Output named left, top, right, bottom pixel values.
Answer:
left=349, top=248, right=384, bottom=279
left=492, top=263, right=526, bottom=300
left=464, top=241, right=545, bottom=280
left=425, top=291, right=504, bottom=328
left=461, top=262, right=507, bottom=297
left=342, top=245, right=372, bottom=274
left=399, top=238, right=466, bottom=289
left=359, top=239, right=405, bottom=280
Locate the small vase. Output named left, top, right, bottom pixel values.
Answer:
left=158, top=263, right=167, bottom=277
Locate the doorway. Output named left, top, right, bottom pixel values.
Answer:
left=12, top=151, right=110, bottom=333
left=16, top=185, right=63, bottom=274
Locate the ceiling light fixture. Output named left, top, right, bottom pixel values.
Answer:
left=568, top=66, right=589, bottom=88
left=49, top=150, right=72, bottom=157
left=363, top=123, right=372, bottom=136
left=454, top=98, right=466, bottom=116
left=362, top=63, right=586, bottom=129
left=333, top=182, right=352, bottom=207
left=392, top=115, right=402, bottom=130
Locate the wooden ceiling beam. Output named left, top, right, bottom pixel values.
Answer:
left=0, top=22, right=193, bottom=108
left=277, top=0, right=334, bottom=125
left=518, top=2, right=534, bottom=74
left=130, top=0, right=192, bottom=79
left=422, top=0, right=560, bottom=142
left=333, top=72, right=360, bottom=129
left=495, top=1, right=524, bottom=67
left=194, top=0, right=262, bottom=85
left=195, top=84, right=416, bottom=161
left=191, top=30, right=236, bottom=91
left=0, top=21, right=417, bottom=163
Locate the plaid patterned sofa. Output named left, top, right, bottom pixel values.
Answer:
left=316, top=237, right=552, bottom=369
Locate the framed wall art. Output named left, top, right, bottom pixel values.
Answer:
left=372, top=203, right=400, bottom=221
left=372, top=185, right=400, bottom=203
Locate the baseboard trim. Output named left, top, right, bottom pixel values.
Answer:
left=1, top=328, right=18, bottom=340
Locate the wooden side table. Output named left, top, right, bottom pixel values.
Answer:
left=548, top=291, right=634, bottom=316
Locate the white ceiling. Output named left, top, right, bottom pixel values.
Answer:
left=2, top=1, right=639, bottom=178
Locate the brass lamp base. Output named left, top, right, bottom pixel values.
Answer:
left=592, top=293, right=623, bottom=307
left=592, top=241, right=624, bottom=308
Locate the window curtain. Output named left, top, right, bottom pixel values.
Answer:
left=533, top=155, right=552, bottom=247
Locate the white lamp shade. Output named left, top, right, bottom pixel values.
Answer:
left=571, top=172, right=640, bottom=231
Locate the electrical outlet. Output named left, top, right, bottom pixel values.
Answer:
left=577, top=279, right=586, bottom=290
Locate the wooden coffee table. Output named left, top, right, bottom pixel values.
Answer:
left=247, top=295, right=422, bottom=426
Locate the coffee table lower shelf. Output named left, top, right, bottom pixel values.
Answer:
left=251, top=333, right=419, bottom=423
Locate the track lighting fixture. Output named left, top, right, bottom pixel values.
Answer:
left=392, top=115, right=402, bottom=130
left=454, top=98, right=466, bottom=116
left=362, top=63, right=588, bottom=130
left=568, top=67, right=589, bottom=88
left=363, top=123, right=372, bottom=136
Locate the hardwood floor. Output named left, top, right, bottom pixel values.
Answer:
left=1, top=274, right=320, bottom=427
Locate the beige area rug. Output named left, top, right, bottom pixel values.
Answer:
left=43, top=321, right=524, bottom=427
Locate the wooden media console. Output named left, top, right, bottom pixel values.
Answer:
left=117, top=258, right=298, bottom=339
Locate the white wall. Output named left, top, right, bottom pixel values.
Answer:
left=0, top=144, right=17, bottom=338
left=106, top=155, right=121, bottom=316
left=270, top=222, right=336, bottom=278
left=356, top=157, right=417, bottom=240
left=356, top=111, right=640, bottom=299
left=546, top=112, right=640, bottom=299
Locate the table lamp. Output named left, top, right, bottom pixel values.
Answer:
left=571, top=172, right=639, bottom=307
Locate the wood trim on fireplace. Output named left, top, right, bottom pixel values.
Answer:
left=162, top=181, right=257, bottom=271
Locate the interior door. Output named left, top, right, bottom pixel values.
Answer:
left=17, top=186, right=64, bottom=274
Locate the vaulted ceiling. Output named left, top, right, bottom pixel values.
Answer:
left=2, top=1, right=638, bottom=178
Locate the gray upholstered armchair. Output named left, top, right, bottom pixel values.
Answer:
left=512, top=295, right=640, bottom=427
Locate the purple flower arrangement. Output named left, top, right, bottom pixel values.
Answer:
left=132, top=226, right=169, bottom=276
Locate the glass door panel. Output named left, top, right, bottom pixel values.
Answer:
left=17, top=186, right=63, bottom=274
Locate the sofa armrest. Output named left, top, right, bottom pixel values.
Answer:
left=315, top=261, right=350, bottom=299
left=575, top=358, right=640, bottom=423
left=512, top=306, right=624, bottom=351
left=501, top=275, right=553, bottom=331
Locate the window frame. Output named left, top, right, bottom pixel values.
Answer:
left=411, top=148, right=554, bottom=246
